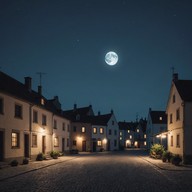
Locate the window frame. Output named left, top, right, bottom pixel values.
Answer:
left=33, top=110, right=38, bottom=123
left=42, top=114, right=47, bottom=126
left=11, top=131, right=20, bottom=148
left=93, top=127, right=97, bottom=134
left=54, top=137, right=59, bottom=147
left=32, top=134, right=37, bottom=147
left=14, top=103, right=23, bottom=119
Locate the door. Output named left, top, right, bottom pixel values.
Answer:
left=82, top=141, right=86, bottom=152
left=93, top=141, right=97, bottom=152
left=42, top=136, right=46, bottom=154
left=24, top=134, right=29, bottom=158
left=0, top=131, right=4, bottom=161
left=62, top=138, right=65, bottom=152
left=107, top=139, right=111, bottom=151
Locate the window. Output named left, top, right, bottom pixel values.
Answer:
left=144, top=141, right=147, bottom=146
left=109, top=129, right=112, bottom=135
left=100, top=127, right=104, bottom=134
left=12, top=132, right=19, bottom=148
left=0, top=97, right=4, bottom=114
left=173, top=94, right=175, bottom=103
left=82, top=127, right=86, bottom=133
left=54, top=137, right=59, bottom=147
left=176, top=134, right=180, bottom=147
left=32, top=134, right=37, bottom=147
left=41, top=98, right=45, bottom=105
left=73, top=126, right=76, bottom=132
left=62, top=123, right=65, bottom=131
left=128, top=130, right=130, bottom=133
left=114, top=140, right=117, bottom=147
left=137, top=129, right=139, bottom=133
left=120, top=137, right=122, bottom=140
left=97, top=140, right=102, bottom=146
left=112, top=121, right=114, bottom=125
left=120, top=132, right=122, bottom=136
left=159, top=117, right=162, bottom=121
left=42, top=114, right=47, bottom=126
left=54, top=119, right=57, bottom=129
left=33, top=110, right=38, bottom=123
left=15, top=104, right=22, bottom=119
left=169, top=114, right=173, bottom=124
left=93, top=127, right=97, bottom=134
left=176, top=108, right=180, bottom=121
left=144, top=134, right=146, bottom=139
left=73, top=140, right=77, bottom=146
left=130, top=135, right=132, bottom=139
left=171, top=135, right=173, bottom=146
left=114, top=130, right=117, bottom=135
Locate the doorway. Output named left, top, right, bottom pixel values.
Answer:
left=0, top=131, right=4, bottom=161
left=93, top=141, right=97, bottom=152
left=42, top=136, right=46, bottom=154
left=62, top=138, right=65, bottom=152
left=82, top=140, right=86, bottom=152
left=24, top=134, right=29, bottom=158
left=107, top=139, right=111, bottom=151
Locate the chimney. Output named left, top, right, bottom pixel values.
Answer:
left=111, top=109, right=113, bottom=114
left=25, top=77, right=32, bottom=91
left=74, top=103, right=77, bottom=110
left=98, top=111, right=101, bottom=116
left=38, top=85, right=42, bottom=95
left=173, top=73, right=178, bottom=82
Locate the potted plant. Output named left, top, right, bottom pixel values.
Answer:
left=23, top=158, right=29, bottom=165
left=10, top=159, right=18, bottom=167
left=50, top=151, right=60, bottom=159
left=36, top=153, right=45, bottom=161
left=171, top=154, right=182, bottom=166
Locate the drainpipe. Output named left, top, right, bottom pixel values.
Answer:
left=29, top=104, right=33, bottom=160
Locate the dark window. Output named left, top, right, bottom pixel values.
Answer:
left=114, top=140, right=117, bottom=147
left=67, top=124, right=70, bottom=132
left=109, top=129, right=112, bottom=135
left=33, top=110, right=38, bottom=123
left=171, top=136, right=173, bottom=146
left=73, top=126, right=76, bottom=132
left=54, top=119, right=57, bottom=129
left=62, top=123, right=65, bottom=131
left=114, top=130, right=117, bottom=135
left=112, top=121, right=114, bottom=125
left=15, top=104, right=22, bottom=118
left=176, top=108, right=180, bottom=121
left=73, top=140, right=77, bottom=146
left=176, top=134, right=180, bottom=147
left=169, top=114, right=173, bottom=124
left=32, top=134, right=37, bottom=147
left=0, top=98, right=4, bottom=114
left=42, top=114, right=47, bottom=126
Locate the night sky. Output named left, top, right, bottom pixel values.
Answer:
left=0, top=0, right=192, bottom=121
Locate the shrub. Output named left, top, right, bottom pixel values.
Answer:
left=23, top=158, right=29, bottom=165
left=10, top=159, right=18, bottom=167
left=36, top=153, right=45, bottom=161
left=50, top=151, right=60, bottom=159
left=171, top=154, right=182, bottom=166
left=150, top=144, right=165, bottom=159
left=162, top=151, right=172, bottom=163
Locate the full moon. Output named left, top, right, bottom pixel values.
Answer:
left=105, top=51, right=118, bottom=66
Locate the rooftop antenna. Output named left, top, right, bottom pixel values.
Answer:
left=36, top=72, right=46, bottom=86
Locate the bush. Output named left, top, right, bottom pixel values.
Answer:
left=162, top=151, right=172, bottom=163
left=36, top=153, right=45, bottom=161
left=150, top=144, right=165, bottom=159
left=10, top=159, right=18, bottom=167
left=50, top=151, right=60, bottom=159
left=23, top=158, right=29, bottom=165
left=171, top=154, right=182, bottom=166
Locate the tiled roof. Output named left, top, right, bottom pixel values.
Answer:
left=118, top=121, right=138, bottom=131
left=89, top=114, right=112, bottom=126
left=150, top=111, right=167, bottom=124
left=174, top=80, right=192, bottom=102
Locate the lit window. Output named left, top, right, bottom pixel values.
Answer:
left=176, top=134, right=180, bottom=147
left=93, top=127, right=97, bottom=134
left=159, top=117, right=162, bottom=121
left=130, top=135, right=132, bottom=139
left=41, top=98, right=45, bottom=105
left=128, top=130, right=130, bottom=133
left=144, top=141, right=146, bottom=146
left=15, top=104, right=22, bottom=119
left=100, top=127, right=104, bottom=134
left=144, top=134, right=146, bottom=139
left=0, top=97, right=4, bottom=114
left=33, top=110, right=38, bottom=123
left=32, top=134, right=37, bottom=147
left=12, top=132, right=19, bottom=148
left=42, top=114, right=47, bottom=126
left=97, top=140, right=102, bottom=146
left=137, top=129, right=139, bottom=133
left=54, top=137, right=59, bottom=147
left=82, top=127, right=86, bottom=133
left=120, top=137, right=122, bottom=140
left=176, top=108, right=180, bottom=121
left=120, top=132, right=122, bottom=136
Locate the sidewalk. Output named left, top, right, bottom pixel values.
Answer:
left=0, top=155, right=79, bottom=182
left=141, top=156, right=192, bottom=171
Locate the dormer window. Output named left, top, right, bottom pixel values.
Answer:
left=159, top=117, right=162, bottom=121
left=76, top=114, right=80, bottom=121
left=41, top=98, right=45, bottom=105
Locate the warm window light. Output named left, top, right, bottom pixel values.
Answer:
left=144, top=134, right=146, bottom=139
left=130, top=135, right=132, bottom=139
left=162, top=135, right=167, bottom=138
left=41, top=98, right=45, bottom=105
left=120, top=137, right=122, bottom=140
left=77, top=136, right=82, bottom=140
left=144, top=141, right=146, bottom=146
left=120, top=132, right=122, bottom=136
left=126, top=140, right=131, bottom=144
left=128, top=130, right=130, bottom=133
left=97, top=140, right=102, bottom=146
left=103, top=138, right=107, bottom=144
left=137, top=129, right=139, bottom=133
left=159, top=117, right=162, bottom=121
left=82, top=127, right=86, bottom=133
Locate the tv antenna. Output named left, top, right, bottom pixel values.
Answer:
left=36, top=72, right=46, bottom=86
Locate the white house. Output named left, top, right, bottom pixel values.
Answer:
left=166, top=73, right=192, bottom=163
left=146, top=108, right=167, bottom=150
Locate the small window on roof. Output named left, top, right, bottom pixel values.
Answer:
left=159, top=117, right=162, bottom=121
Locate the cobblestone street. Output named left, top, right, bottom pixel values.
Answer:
left=0, top=150, right=192, bottom=192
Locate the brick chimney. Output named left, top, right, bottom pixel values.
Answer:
left=38, top=85, right=42, bottom=95
left=173, top=73, right=178, bottom=82
left=24, top=77, right=32, bottom=91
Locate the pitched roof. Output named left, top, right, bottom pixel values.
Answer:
left=89, top=114, right=112, bottom=126
left=150, top=111, right=167, bottom=124
left=118, top=121, right=138, bottom=131
left=63, top=105, right=94, bottom=122
left=174, top=80, right=192, bottom=102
